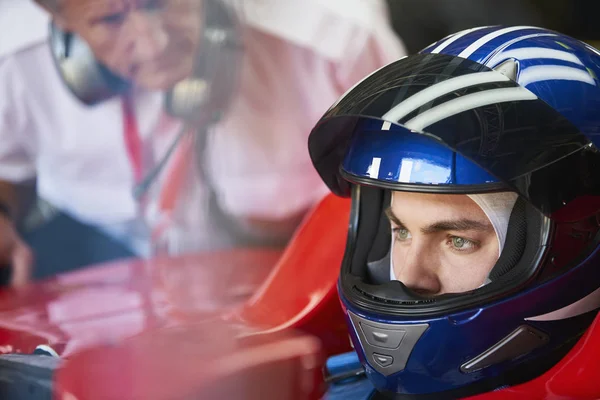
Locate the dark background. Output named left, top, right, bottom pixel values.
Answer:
left=386, top=0, right=600, bottom=54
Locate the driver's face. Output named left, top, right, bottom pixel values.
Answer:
left=387, top=192, right=499, bottom=296
left=54, top=0, right=204, bottom=90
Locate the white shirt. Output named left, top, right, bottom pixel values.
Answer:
left=0, top=0, right=406, bottom=254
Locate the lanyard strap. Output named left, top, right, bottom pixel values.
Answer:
left=121, top=95, right=144, bottom=183
left=121, top=95, right=196, bottom=228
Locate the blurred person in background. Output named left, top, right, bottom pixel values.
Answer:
left=0, top=0, right=406, bottom=285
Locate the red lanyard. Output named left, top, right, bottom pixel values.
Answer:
left=121, top=95, right=197, bottom=248
left=121, top=95, right=144, bottom=183
left=120, top=95, right=193, bottom=215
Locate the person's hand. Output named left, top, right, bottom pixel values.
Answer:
left=0, top=215, right=33, bottom=287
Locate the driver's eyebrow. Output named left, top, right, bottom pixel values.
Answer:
left=385, top=207, right=405, bottom=229
left=385, top=207, right=492, bottom=234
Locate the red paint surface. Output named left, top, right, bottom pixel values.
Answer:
left=0, top=194, right=352, bottom=399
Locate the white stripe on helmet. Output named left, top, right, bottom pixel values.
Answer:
left=430, top=26, right=491, bottom=54
left=458, top=26, right=544, bottom=59
left=404, top=87, right=537, bottom=132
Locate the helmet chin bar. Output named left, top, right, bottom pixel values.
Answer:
left=347, top=310, right=429, bottom=377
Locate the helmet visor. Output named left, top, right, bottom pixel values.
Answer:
left=309, top=53, right=593, bottom=215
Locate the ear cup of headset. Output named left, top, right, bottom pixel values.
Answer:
left=49, top=23, right=132, bottom=106
left=164, top=0, right=244, bottom=124
left=49, top=0, right=243, bottom=120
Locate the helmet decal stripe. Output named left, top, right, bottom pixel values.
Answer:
left=519, top=65, right=597, bottom=86
left=367, top=157, right=382, bottom=179
left=487, top=47, right=585, bottom=68
left=403, top=87, right=537, bottom=131
left=458, top=26, right=544, bottom=59
left=525, top=287, right=600, bottom=321
left=429, top=26, right=491, bottom=54
left=381, top=71, right=510, bottom=123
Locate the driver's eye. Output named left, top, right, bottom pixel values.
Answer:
left=393, top=228, right=412, bottom=241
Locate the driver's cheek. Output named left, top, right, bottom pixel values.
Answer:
left=437, top=252, right=475, bottom=294
left=438, top=250, right=493, bottom=293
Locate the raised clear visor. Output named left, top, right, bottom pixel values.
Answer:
left=308, top=53, right=592, bottom=214
left=341, top=118, right=501, bottom=190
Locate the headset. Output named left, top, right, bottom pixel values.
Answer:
left=48, top=0, right=243, bottom=125
left=48, top=0, right=243, bottom=200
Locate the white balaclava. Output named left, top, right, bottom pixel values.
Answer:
left=389, top=192, right=519, bottom=283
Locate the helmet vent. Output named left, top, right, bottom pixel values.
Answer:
left=491, top=58, right=519, bottom=81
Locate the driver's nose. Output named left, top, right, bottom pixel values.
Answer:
left=393, top=240, right=442, bottom=295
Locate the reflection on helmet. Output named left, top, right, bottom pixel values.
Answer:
left=309, top=26, right=600, bottom=398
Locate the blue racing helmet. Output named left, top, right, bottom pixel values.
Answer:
left=308, top=26, right=600, bottom=398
